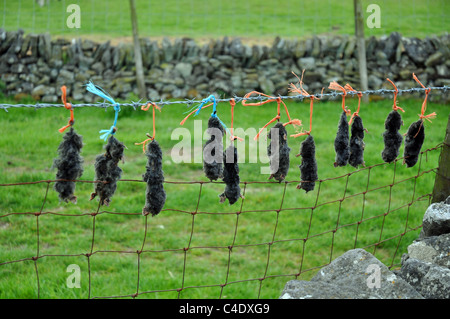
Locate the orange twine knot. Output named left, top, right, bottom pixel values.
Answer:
left=412, top=73, right=436, bottom=139
left=386, top=78, right=405, bottom=113
left=289, top=71, right=319, bottom=138
left=135, top=102, right=161, bottom=153
left=328, top=81, right=351, bottom=116
left=243, top=91, right=296, bottom=141
left=413, top=73, right=436, bottom=123
left=344, top=84, right=363, bottom=125
left=58, top=85, right=75, bottom=133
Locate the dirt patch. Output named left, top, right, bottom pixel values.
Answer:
left=52, top=34, right=281, bottom=47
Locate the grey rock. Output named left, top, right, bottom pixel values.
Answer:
left=38, top=33, right=51, bottom=61
left=421, top=197, right=450, bottom=237
left=57, top=69, right=75, bottom=81
left=92, top=41, right=110, bottom=63
left=344, top=37, right=356, bottom=59
left=297, top=57, right=315, bottom=70
left=398, top=257, right=450, bottom=299
left=41, top=94, right=58, bottom=103
left=10, top=63, right=25, bottom=73
left=368, top=74, right=383, bottom=89
left=280, top=249, right=423, bottom=299
left=174, top=62, right=193, bottom=79
left=2, top=73, right=18, bottom=83
left=425, top=50, right=447, bottom=67
left=407, top=233, right=450, bottom=268
left=91, top=61, right=104, bottom=74
left=259, top=77, right=275, bottom=95
left=383, top=32, right=401, bottom=61
left=436, top=64, right=448, bottom=77
left=280, top=280, right=366, bottom=299
left=404, top=37, right=430, bottom=65
left=147, top=88, right=160, bottom=101
left=32, top=84, right=55, bottom=97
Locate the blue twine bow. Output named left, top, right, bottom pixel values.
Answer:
left=86, top=81, right=121, bottom=141
left=194, top=95, right=230, bottom=135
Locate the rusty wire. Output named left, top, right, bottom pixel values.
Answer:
left=0, top=143, right=442, bottom=299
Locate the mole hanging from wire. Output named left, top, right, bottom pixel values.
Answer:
left=403, top=74, right=436, bottom=168
left=86, top=82, right=125, bottom=206
left=242, top=90, right=301, bottom=182
left=329, top=81, right=352, bottom=167
left=288, top=71, right=319, bottom=192
left=381, top=79, right=405, bottom=163
left=346, top=84, right=366, bottom=168
left=135, top=102, right=166, bottom=216
left=53, top=85, right=84, bottom=203
left=219, top=99, right=244, bottom=205
left=180, top=94, right=228, bottom=181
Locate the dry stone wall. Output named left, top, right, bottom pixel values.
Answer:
left=1, top=29, right=449, bottom=103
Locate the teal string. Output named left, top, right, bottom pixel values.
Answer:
left=86, top=81, right=121, bottom=141
left=194, top=95, right=230, bottom=135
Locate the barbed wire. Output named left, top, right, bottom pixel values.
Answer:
left=0, top=86, right=448, bottom=112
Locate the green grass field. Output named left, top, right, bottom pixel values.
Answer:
left=2, top=0, right=449, bottom=40
left=0, top=0, right=449, bottom=300
left=0, top=92, right=448, bottom=298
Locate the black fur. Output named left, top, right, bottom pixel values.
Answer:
left=203, top=116, right=224, bottom=181
left=381, top=110, right=403, bottom=163
left=90, top=135, right=125, bottom=206
left=349, top=115, right=365, bottom=168
left=142, top=140, right=166, bottom=216
left=297, top=135, right=318, bottom=193
left=267, top=122, right=291, bottom=182
left=219, top=145, right=242, bottom=205
left=53, top=127, right=84, bottom=203
left=403, top=120, right=425, bottom=168
left=334, top=111, right=350, bottom=167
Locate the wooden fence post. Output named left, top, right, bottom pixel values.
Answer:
left=431, top=113, right=450, bottom=203
left=354, top=0, right=369, bottom=103
left=129, top=0, right=147, bottom=100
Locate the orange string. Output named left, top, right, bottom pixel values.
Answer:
left=229, top=99, right=243, bottom=142
left=135, top=102, right=161, bottom=153
left=345, top=84, right=363, bottom=125
left=255, top=115, right=281, bottom=141
left=328, top=81, right=351, bottom=115
left=243, top=91, right=297, bottom=141
left=241, top=91, right=278, bottom=106
left=386, top=78, right=405, bottom=113
left=290, top=97, right=315, bottom=138
left=413, top=73, right=436, bottom=123
left=179, top=102, right=213, bottom=126
left=288, top=71, right=319, bottom=138
left=58, top=85, right=74, bottom=133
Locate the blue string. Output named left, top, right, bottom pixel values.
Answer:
left=86, top=81, right=121, bottom=141
left=193, top=95, right=231, bottom=135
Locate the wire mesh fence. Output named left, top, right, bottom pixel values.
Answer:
left=0, top=81, right=447, bottom=298
left=0, top=143, right=443, bottom=298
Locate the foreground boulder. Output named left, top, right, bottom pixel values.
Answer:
left=420, top=196, right=450, bottom=238
left=395, top=196, right=450, bottom=299
left=280, top=248, right=423, bottom=299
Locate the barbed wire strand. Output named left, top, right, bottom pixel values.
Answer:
left=0, top=86, right=448, bottom=112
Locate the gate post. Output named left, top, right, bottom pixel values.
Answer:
left=431, top=113, right=450, bottom=203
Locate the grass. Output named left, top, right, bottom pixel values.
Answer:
left=0, top=91, right=448, bottom=299
left=0, top=0, right=448, bottom=301
left=1, top=0, right=448, bottom=41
